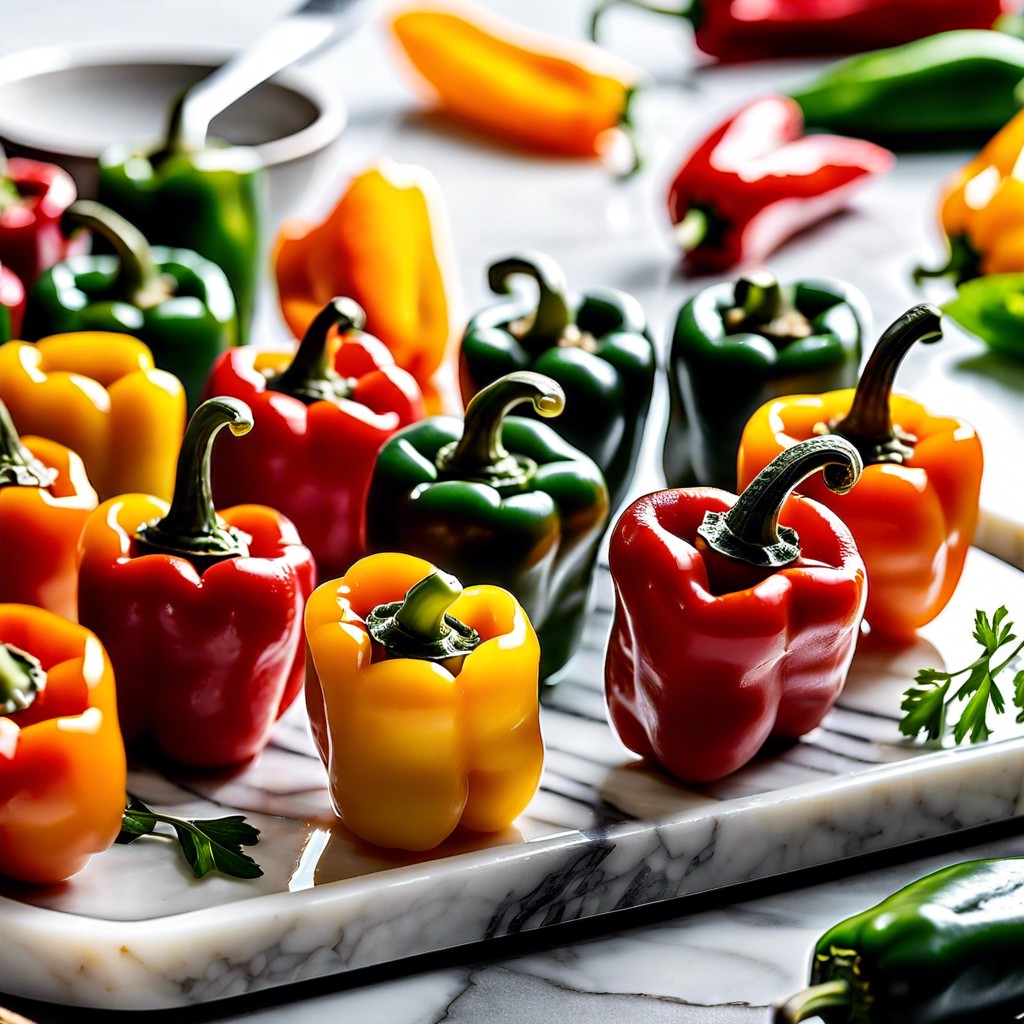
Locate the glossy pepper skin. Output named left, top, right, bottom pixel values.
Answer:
left=0, top=334, right=186, bottom=502
left=460, top=253, right=654, bottom=511
left=0, top=261, right=24, bottom=342
left=23, top=200, right=237, bottom=411
left=77, top=398, right=315, bottom=769
left=606, top=436, right=867, bottom=784
left=0, top=398, right=97, bottom=621
left=206, top=298, right=425, bottom=582
left=392, top=2, right=640, bottom=164
left=668, top=96, right=893, bottom=274
left=788, top=30, right=1024, bottom=150
left=590, top=0, right=1012, bottom=63
left=97, top=91, right=264, bottom=345
left=275, top=160, right=457, bottom=395
left=0, top=605, right=127, bottom=885
left=365, top=371, right=609, bottom=682
left=664, top=272, right=866, bottom=492
left=775, top=858, right=1024, bottom=1024
left=305, top=553, right=543, bottom=850
left=737, top=305, right=983, bottom=641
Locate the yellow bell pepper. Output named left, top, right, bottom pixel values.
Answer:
left=304, top=553, right=543, bottom=851
left=0, top=334, right=185, bottom=501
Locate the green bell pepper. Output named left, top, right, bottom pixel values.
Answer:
left=22, top=200, right=236, bottom=411
left=787, top=30, right=1024, bottom=150
left=459, top=252, right=654, bottom=512
left=97, top=93, right=264, bottom=345
left=776, top=857, right=1024, bottom=1023
left=942, top=273, right=1024, bottom=360
left=663, top=272, right=866, bottom=491
left=365, top=370, right=609, bottom=682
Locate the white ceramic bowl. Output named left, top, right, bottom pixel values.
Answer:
left=0, top=42, right=347, bottom=218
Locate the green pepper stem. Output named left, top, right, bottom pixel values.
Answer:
left=734, top=272, right=783, bottom=324
left=697, top=436, right=862, bottom=569
left=0, top=398, right=55, bottom=489
left=0, top=642, right=46, bottom=716
left=0, top=144, right=21, bottom=213
left=912, top=234, right=981, bottom=286
left=673, top=208, right=708, bottom=254
left=61, top=200, right=170, bottom=308
left=829, top=304, right=942, bottom=465
left=773, top=980, right=852, bottom=1023
left=589, top=0, right=695, bottom=41
left=488, top=254, right=572, bottom=347
left=267, top=297, right=366, bottom=405
left=133, top=397, right=253, bottom=572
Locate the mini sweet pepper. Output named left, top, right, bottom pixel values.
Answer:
left=606, top=435, right=867, bottom=784
left=305, top=553, right=543, bottom=850
left=737, top=304, right=983, bottom=640
left=0, top=604, right=127, bottom=884
left=77, top=397, right=315, bottom=769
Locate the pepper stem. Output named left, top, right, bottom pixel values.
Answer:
left=267, top=297, right=366, bottom=405
left=773, top=980, right=852, bottom=1023
left=912, top=234, right=981, bottom=286
left=437, top=371, right=564, bottom=491
left=589, top=0, right=695, bottom=41
left=488, top=254, right=572, bottom=347
left=735, top=272, right=783, bottom=324
left=826, top=304, right=942, bottom=465
left=0, top=642, right=46, bottom=716
left=0, top=398, right=56, bottom=489
left=697, top=436, right=862, bottom=569
left=673, top=208, right=707, bottom=254
left=62, top=200, right=172, bottom=308
left=365, top=570, right=480, bottom=664
left=0, top=144, right=21, bottom=213
left=133, top=397, right=254, bottom=572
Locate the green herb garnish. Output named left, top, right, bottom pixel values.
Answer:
left=117, top=794, right=263, bottom=879
left=900, top=607, right=1024, bottom=745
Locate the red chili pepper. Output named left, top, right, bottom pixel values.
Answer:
left=0, top=151, right=84, bottom=289
left=605, top=436, right=867, bottom=784
left=591, top=0, right=1013, bottom=64
left=77, top=397, right=316, bottom=769
left=0, top=262, right=24, bottom=341
left=668, top=95, right=894, bottom=275
left=205, top=298, right=424, bottom=582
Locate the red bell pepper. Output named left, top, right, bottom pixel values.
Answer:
left=668, top=95, right=894, bottom=274
left=591, top=0, right=1013, bottom=63
left=205, top=297, right=424, bottom=582
left=0, top=261, right=24, bottom=341
left=0, top=150, right=84, bottom=289
left=77, top=397, right=316, bottom=769
left=605, top=435, right=867, bottom=784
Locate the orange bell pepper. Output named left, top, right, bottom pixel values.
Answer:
left=0, top=334, right=185, bottom=502
left=390, top=2, right=640, bottom=163
left=0, top=398, right=97, bottom=621
left=305, top=553, right=543, bottom=851
left=274, top=160, right=458, bottom=394
left=736, top=304, right=983, bottom=640
left=0, top=604, right=126, bottom=884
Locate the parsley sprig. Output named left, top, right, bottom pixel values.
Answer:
left=117, top=795, right=263, bottom=879
left=900, top=607, right=1024, bottom=745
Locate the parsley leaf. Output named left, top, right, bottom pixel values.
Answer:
left=116, top=795, right=263, bottom=880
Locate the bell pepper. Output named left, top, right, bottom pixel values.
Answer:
left=97, top=92, right=264, bottom=345
left=275, top=160, right=457, bottom=398
left=0, top=334, right=185, bottom=502
left=915, top=107, right=1024, bottom=286
left=606, top=435, right=867, bottom=784
left=305, top=553, right=543, bottom=850
left=205, top=297, right=425, bottom=582
left=787, top=30, right=1024, bottom=150
left=940, top=274, right=1024, bottom=359
left=77, top=397, right=315, bottom=769
left=737, top=304, right=983, bottom=640
left=0, top=148, right=84, bottom=289
left=663, top=272, right=867, bottom=491
left=391, top=2, right=641, bottom=167
left=668, top=96, right=894, bottom=274
left=0, top=397, right=97, bottom=621
left=365, top=370, right=609, bottom=682
left=23, top=200, right=237, bottom=411
left=460, top=252, right=654, bottom=511
left=0, top=261, right=24, bottom=343
left=775, top=857, right=1024, bottom=1023
left=0, top=604, right=127, bottom=885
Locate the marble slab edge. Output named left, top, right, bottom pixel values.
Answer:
left=3, top=735, right=1024, bottom=1010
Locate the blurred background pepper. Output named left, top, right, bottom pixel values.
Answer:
left=0, top=261, right=24, bottom=342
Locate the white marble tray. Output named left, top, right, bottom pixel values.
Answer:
left=4, top=549, right=1024, bottom=1011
